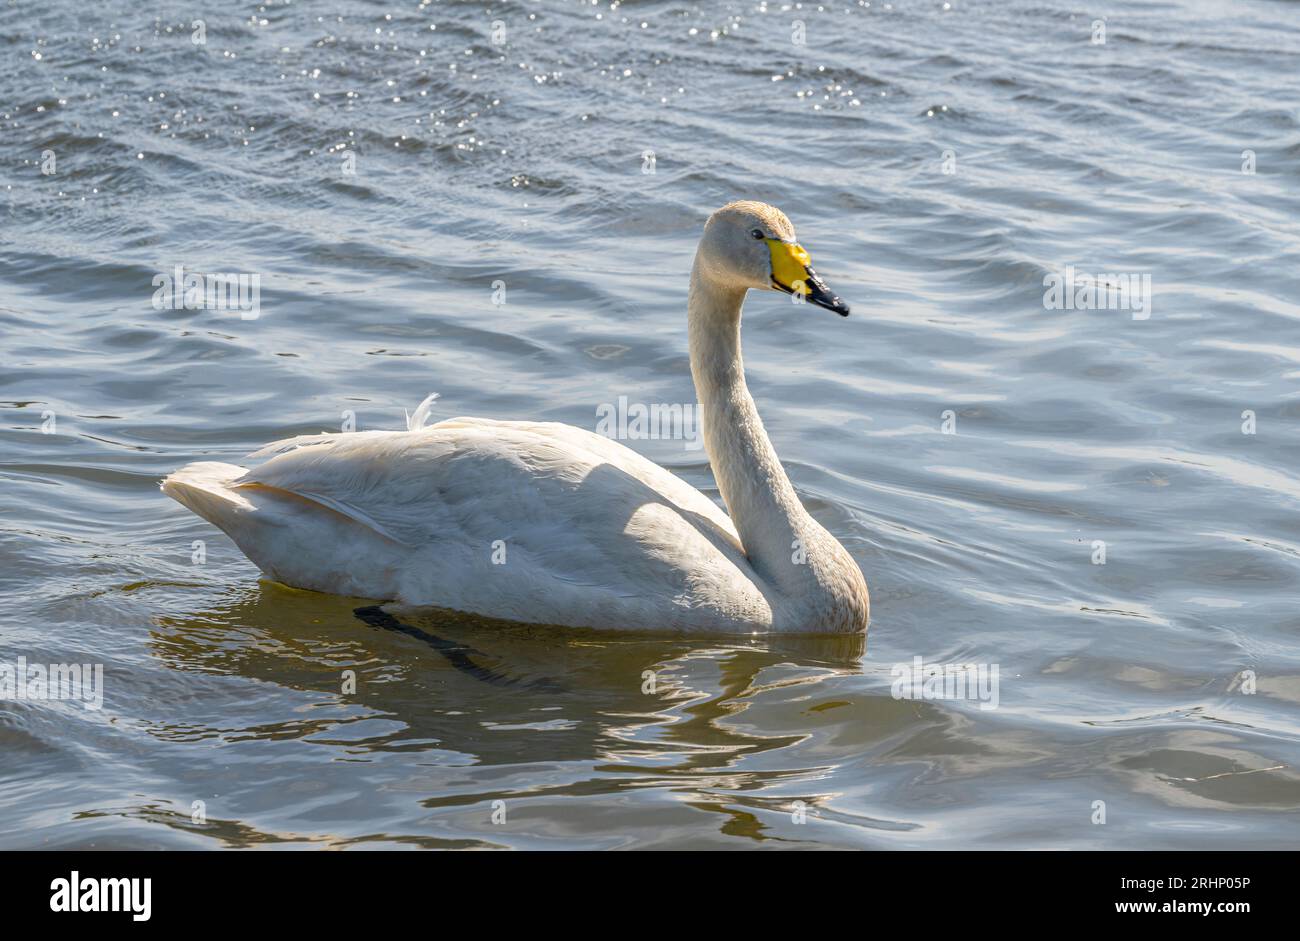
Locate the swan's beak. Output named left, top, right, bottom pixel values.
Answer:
left=767, top=239, right=850, bottom=316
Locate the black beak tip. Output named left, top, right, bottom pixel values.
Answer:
left=811, top=290, right=850, bottom=316
left=773, top=274, right=851, bottom=316
left=801, top=269, right=850, bottom=317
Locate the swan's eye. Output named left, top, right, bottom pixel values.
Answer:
left=750, top=228, right=765, bottom=240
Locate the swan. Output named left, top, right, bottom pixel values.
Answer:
left=163, top=201, right=869, bottom=635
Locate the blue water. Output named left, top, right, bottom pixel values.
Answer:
left=1, top=0, right=1298, bottom=848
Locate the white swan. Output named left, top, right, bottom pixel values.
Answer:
left=163, top=201, right=869, bottom=634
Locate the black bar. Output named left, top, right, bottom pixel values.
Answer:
left=0, top=850, right=1285, bottom=926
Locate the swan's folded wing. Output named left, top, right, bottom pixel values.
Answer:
left=233, top=420, right=742, bottom=560
left=434, top=417, right=740, bottom=544
left=234, top=429, right=466, bottom=547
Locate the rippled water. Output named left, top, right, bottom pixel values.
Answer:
left=2, top=0, right=1299, bottom=849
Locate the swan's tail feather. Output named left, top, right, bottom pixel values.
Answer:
left=160, top=462, right=253, bottom=525
left=163, top=461, right=404, bottom=595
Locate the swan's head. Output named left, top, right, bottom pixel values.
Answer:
left=698, top=200, right=850, bottom=316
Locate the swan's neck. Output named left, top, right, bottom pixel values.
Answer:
left=688, top=259, right=813, bottom=590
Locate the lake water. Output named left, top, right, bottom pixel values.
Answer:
left=2, top=0, right=1299, bottom=849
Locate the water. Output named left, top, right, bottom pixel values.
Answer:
left=2, top=0, right=1299, bottom=850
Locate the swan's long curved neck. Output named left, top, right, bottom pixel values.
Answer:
left=688, top=258, right=813, bottom=591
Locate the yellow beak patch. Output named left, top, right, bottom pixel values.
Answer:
left=767, top=239, right=813, bottom=294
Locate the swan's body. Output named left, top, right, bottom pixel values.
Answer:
left=164, top=202, right=869, bottom=634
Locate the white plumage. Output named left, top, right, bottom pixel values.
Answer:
left=163, top=201, right=869, bottom=635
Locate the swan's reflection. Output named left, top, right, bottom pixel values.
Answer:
left=151, top=580, right=867, bottom=779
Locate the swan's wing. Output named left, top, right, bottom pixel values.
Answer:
left=218, top=418, right=770, bottom=628
left=434, top=417, right=739, bottom=541
left=234, top=419, right=740, bottom=554
left=234, top=429, right=449, bottom=546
